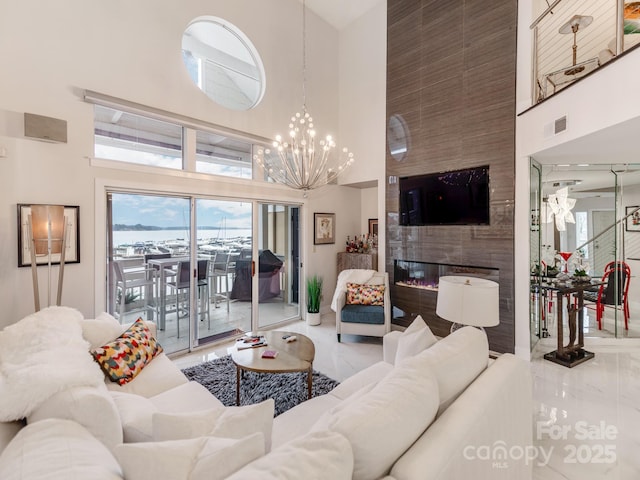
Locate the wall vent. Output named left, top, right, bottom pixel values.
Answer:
left=554, top=116, right=567, bottom=135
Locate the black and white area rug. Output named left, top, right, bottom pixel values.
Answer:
left=182, top=355, right=340, bottom=416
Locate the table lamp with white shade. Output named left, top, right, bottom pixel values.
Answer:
left=436, top=276, right=500, bottom=332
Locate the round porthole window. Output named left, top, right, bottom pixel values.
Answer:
left=182, top=17, right=266, bottom=111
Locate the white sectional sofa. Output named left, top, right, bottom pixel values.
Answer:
left=0, top=307, right=533, bottom=479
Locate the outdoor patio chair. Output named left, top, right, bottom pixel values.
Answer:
left=167, top=259, right=210, bottom=337
left=113, top=258, right=158, bottom=321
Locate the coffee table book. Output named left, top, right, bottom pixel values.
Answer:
left=236, top=336, right=267, bottom=349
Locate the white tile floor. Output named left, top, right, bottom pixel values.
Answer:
left=531, top=338, right=640, bottom=479
left=171, top=313, right=383, bottom=382
left=171, top=314, right=640, bottom=479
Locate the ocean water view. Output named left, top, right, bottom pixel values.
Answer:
left=113, top=229, right=252, bottom=246
left=113, top=229, right=253, bottom=258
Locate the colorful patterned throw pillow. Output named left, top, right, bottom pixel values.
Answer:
left=91, top=317, right=163, bottom=385
left=346, top=283, right=385, bottom=306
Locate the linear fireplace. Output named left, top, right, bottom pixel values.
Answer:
left=394, top=260, right=499, bottom=292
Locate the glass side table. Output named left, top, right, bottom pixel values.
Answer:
left=543, top=57, right=600, bottom=98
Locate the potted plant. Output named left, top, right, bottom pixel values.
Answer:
left=572, top=268, right=591, bottom=283
left=306, top=275, right=323, bottom=326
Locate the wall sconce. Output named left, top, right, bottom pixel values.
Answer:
left=28, top=205, right=67, bottom=311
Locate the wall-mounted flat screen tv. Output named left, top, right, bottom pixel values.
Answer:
left=399, top=166, right=490, bottom=226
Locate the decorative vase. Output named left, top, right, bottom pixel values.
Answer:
left=307, top=312, right=321, bottom=326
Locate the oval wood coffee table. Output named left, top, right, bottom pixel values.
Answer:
left=231, top=331, right=315, bottom=406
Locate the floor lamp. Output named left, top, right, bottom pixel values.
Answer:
left=559, top=14, right=594, bottom=76
left=28, top=205, right=67, bottom=311
left=436, top=276, right=500, bottom=333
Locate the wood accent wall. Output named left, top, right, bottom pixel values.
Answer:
left=385, top=0, right=518, bottom=353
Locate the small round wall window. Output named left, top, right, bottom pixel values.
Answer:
left=182, top=17, right=266, bottom=111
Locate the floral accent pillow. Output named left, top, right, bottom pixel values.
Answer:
left=91, top=317, right=163, bottom=385
left=346, top=283, right=385, bottom=306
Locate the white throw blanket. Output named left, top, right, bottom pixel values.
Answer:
left=331, top=269, right=377, bottom=311
left=0, top=306, right=104, bottom=421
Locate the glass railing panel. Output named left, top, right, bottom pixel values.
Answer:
left=531, top=0, right=640, bottom=103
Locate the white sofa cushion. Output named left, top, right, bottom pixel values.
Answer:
left=390, top=354, right=533, bottom=480
left=0, top=418, right=123, bottom=480
left=111, top=382, right=224, bottom=442
left=153, top=399, right=274, bottom=452
left=401, top=326, right=489, bottom=414
left=114, top=432, right=264, bottom=480
left=394, top=315, right=438, bottom=363
left=105, top=353, right=189, bottom=398
left=312, top=352, right=440, bottom=480
left=271, top=394, right=341, bottom=450
left=149, top=380, right=224, bottom=411
left=329, top=361, right=393, bottom=400
left=110, top=391, right=158, bottom=443
left=81, top=312, right=124, bottom=350
left=227, top=430, right=353, bottom=480
left=28, top=383, right=123, bottom=449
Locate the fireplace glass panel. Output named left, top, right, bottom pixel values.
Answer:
left=394, top=260, right=499, bottom=291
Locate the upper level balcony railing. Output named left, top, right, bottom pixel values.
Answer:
left=532, top=0, right=640, bottom=103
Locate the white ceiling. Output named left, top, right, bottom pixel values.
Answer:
left=533, top=115, right=640, bottom=165
left=534, top=115, right=640, bottom=196
left=301, top=0, right=383, bottom=30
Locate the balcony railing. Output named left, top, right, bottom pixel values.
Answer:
left=532, top=0, right=640, bottom=103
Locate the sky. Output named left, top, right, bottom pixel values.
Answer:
left=111, top=193, right=252, bottom=229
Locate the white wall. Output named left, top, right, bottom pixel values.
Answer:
left=514, top=1, right=536, bottom=358
left=306, top=187, right=362, bottom=313
left=338, top=1, right=387, bottom=272
left=518, top=46, right=640, bottom=155
left=360, top=187, right=378, bottom=235
left=0, top=0, right=385, bottom=327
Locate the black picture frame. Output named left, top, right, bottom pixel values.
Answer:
left=17, top=204, right=80, bottom=267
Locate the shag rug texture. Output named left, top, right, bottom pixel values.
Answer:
left=182, top=355, right=339, bottom=416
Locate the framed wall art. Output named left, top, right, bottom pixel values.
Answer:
left=314, top=212, right=335, bottom=245
left=17, top=204, right=80, bottom=267
left=626, top=206, right=640, bottom=232
left=368, top=218, right=379, bottom=237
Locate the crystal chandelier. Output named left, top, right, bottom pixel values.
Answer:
left=253, top=0, right=354, bottom=195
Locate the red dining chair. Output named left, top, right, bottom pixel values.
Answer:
left=584, top=261, right=630, bottom=330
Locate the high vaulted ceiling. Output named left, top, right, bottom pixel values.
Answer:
left=302, top=0, right=383, bottom=30
left=301, top=0, right=640, bottom=196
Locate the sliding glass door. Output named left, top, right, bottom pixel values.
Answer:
left=107, top=193, right=192, bottom=352
left=107, top=193, right=254, bottom=354
left=256, top=203, right=300, bottom=329
left=195, top=198, right=252, bottom=344
left=107, top=193, right=300, bottom=354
